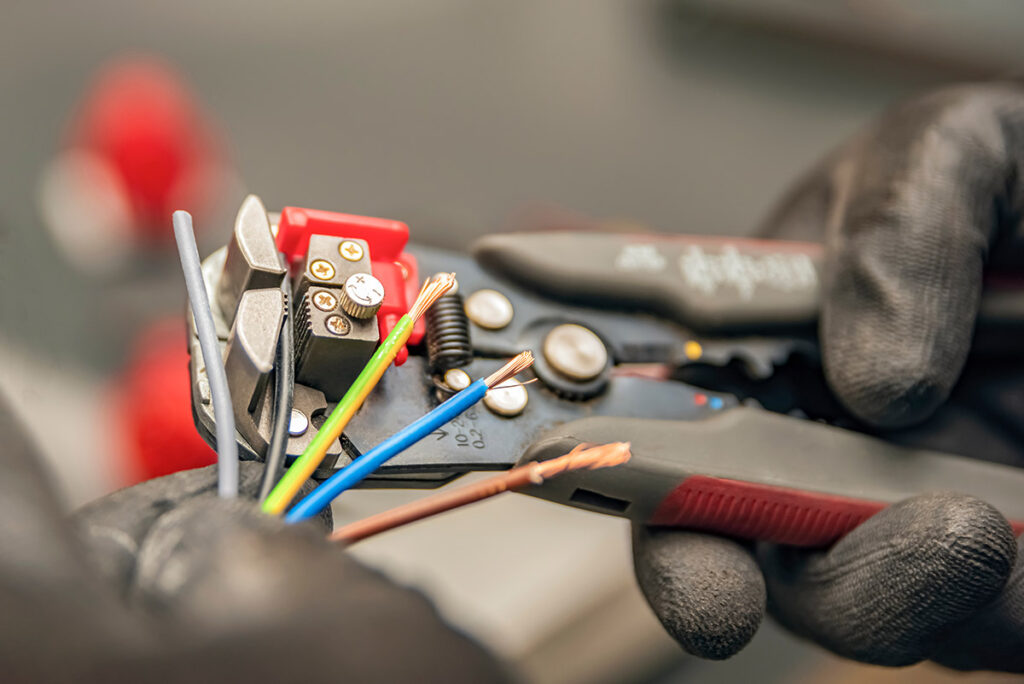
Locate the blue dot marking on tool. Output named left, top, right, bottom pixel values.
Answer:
left=709, top=396, right=724, bottom=410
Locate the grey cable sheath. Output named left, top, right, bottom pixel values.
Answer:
left=172, top=210, right=238, bottom=498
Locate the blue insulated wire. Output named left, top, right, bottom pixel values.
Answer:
left=285, top=379, right=489, bottom=522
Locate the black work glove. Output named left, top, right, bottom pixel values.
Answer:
left=0, top=397, right=508, bottom=683
left=633, top=82, right=1024, bottom=671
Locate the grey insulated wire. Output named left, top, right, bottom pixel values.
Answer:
left=172, top=210, right=238, bottom=498
left=258, top=279, right=294, bottom=502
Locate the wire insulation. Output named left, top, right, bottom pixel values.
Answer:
left=173, top=210, right=238, bottom=499
left=262, top=273, right=457, bottom=515
left=286, top=351, right=534, bottom=522
left=262, top=316, right=411, bottom=513
left=286, top=378, right=488, bottom=522
left=330, top=442, right=631, bottom=544
left=258, top=280, right=294, bottom=501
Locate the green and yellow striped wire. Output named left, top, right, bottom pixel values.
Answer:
left=262, top=274, right=454, bottom=515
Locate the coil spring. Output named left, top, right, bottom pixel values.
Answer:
left=424, top=293, right=472, bottom=371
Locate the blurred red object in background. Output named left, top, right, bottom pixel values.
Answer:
left=114, top=318, right=215, bottom=484
left=68, top=55, right=223, bottom=237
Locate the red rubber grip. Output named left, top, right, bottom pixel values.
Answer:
left=650, top=476, right=887, bottom=547
left=650, top=476, right=1024, bottom=546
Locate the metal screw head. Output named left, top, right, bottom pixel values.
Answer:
left=443, top=368, right=472, bottom=391
left=325, top=315, right=351, bottom=336
left=339, top=240, right=365, bottom=262
left=288, top=409, right=309, bottom=436
left=543, top=323, right=608, bottom=381
left=310, top=259, right=336, bottom=281
left=484, top=379, right=529, bottom=417
left=464, top=289, right=514, bottom=330
left=312, top=290, right=338, bottom=312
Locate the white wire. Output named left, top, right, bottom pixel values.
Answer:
left=172, top=210, right=238, bottom=498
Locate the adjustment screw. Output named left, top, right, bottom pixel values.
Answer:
left=341, top=273, right=385, bottom=319
left=339, top=240, right=365, bottom=262
left=310, top=259, right=335, bottom=281
left=325, top=315, right=351, bottom=336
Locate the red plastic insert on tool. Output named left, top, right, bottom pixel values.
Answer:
left=275, top=207, right=422, bottom=364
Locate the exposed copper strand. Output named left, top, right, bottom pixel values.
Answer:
left=409, top=272, right=457, bottom=321
left=484, top=351, right=534, bottom=388
left=330, top=442, right=631, bottom=544
left=535, top=442, right=631, bottom=479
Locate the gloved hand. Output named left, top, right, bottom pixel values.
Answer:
left=0, top=397, right=508, bottom=683
left=633, top=82, right=1024, bottom=671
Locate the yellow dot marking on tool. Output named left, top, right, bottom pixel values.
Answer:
left=684, top=340, right=703, bottom=361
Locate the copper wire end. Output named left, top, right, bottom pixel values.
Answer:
left=489, top=377, right=540, bottom=391
left=532, top=442, right=631, bottom=481
left=484, top=351, right=534, bottom=388
left=329, top=441, right=630, bottom=545
left=409, top=272, right=457, bottom=321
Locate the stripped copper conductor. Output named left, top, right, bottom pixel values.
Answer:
left=410, top=272, right=457, bottom=321
left=484, top=350, right=535, bottom=388
left=330, top=442, right=631, bottom=544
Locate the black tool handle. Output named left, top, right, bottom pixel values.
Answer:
left=474, top=232, right=1022, bottom=333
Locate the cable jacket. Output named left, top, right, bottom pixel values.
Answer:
left=286, top=379, right=489, bottom=522
left=258, top=280, right=294, bottom=501
left=262, top=315, right=415, bottom=514
left=172, top=210, right=238, bottom=499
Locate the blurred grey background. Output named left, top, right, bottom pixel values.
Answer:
left=3, top=1, right=1024, bottom=682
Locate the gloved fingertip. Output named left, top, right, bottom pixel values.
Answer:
left=760, top=492, right=1016, bottom=667
left=823, top=349, right=950, bottom=429
left=913, top=492, right=1017, bottom=589
left=633, top=527, right=765, bottom=659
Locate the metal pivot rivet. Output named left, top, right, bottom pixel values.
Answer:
left=484, top=378, right=529, bottom=417
left=325, top=315, right=351, bottom=336
left=312, top=290, right=338, bottom=312
left=543, top=323, right=608, bottom=381
left=464, top=289, right=513, bottom=330
left=443, top=368, right=472, bottom=391
left=339, top=240, right=365, bottom=262
left=310, top=259, right=336, bottom=281
left=288, top=409, right=309, bottom=436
